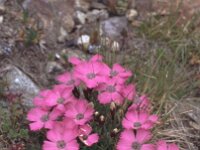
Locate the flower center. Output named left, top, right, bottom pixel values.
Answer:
left=76, top=113, right=84, bottom=120
left=86, top=73, right=96, bottom=79
left=57, top=98, right=65, bottom=104
left=110, top=70, right=118, bottom=77
left=56, top=140, right=66, bottom=149
left=66, top=79, right=75, bottom=85
left=82, top=135, right=88, bottom=140
left=133, top=122, right=141, bottom=128
left=106, top=85, right=116, bottom=93
left=40, top=114, right=49, bottom=122
left=132, top=142, right=141, bottom=150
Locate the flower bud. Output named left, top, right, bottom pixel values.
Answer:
left=99, top=115, right=105, bottom=125
left=110, top=128, right=120, bottom=137
left=94, top=111, right=99, bottom=117
left=110, top=102, right=116, bottom=111
left=89, top=102, right=94, bottom=108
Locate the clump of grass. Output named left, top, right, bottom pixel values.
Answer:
left=120, top=4, right=200, bottom=149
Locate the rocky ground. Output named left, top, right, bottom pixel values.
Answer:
left=0, top=0, right=200, bottom=149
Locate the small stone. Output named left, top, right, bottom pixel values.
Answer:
left=46, top=61, right=64, bottom=74
left=126, top=9, right=138, bottom=21
left=91, top=1, right=107, bottom=9
left=62, top=14, right=75, bottom=32
left=75, top=0, right=91, bottom=12
left=0, top=15, right=3, bottom=24
left=86, top=9, right=109, bottom=23
left=75, top=11, right=87, bottom=24
left=77, top=35, right=90, bottom=50
left=57, top=27, right=69, bottom=43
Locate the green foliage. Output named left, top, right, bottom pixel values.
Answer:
left=0, top=102, right=29, bottom=141
left=25, top=28, right=38, bottom=46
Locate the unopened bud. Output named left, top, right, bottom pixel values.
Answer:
left=110, top=128, right=120, bottom=137
left=118, top=108, right=124, bottom=117
left=99, top=115, right=105, bottom=125
left=94, top=111, right=99, bottom=117
left=110, top=102, right=116, bottom=111
left=113, top=128, right=120, bottom=134
left=89, top=102, right=94, bottom=108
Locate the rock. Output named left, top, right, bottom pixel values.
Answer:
left=0, top=42, right=13, bottom=55
left=77, top=35, right=90, bottom=50
left=0, top=15, right=3, bottom=24
left=126, top=9, right=138, bottom=21
left=100, top=17, right=128, bottom=40
left=75, top=11, right=87, bottom=24
left=46, top=61, right=64, bottom=74
left=75, top=0, right=91, bottom=12
left=62, top=14, right=75, bottom=33
left=57, top=27, right=69, bottom=43
left=86, top=9, right=109, bottom=23
left=0, top=0, right=6, bottom=5
left=3, top=66, right=40, bottom=107
left=22, top=0, right=75, bottom=45
left=91, top=1, right=107, bottom=9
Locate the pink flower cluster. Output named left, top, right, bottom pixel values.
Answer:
left=27, top=54, right=179, bottom=150
left=117, top=95, right=179, bottom=150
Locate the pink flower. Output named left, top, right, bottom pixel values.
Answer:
left=33, top=89, right=52, bottom=108
left=78, top=124, right=99, bottom=146
left=156, top=140, right=179, bottom=150
left=65, top=99, right=94, bottom=125
left=73, top=61, right=110, bottom=88
left=69, top=54, right=103, bottom=66
left=44, top=85, right=75, bottom=111
left=97, top=80, right=124, bottom=104
left=56, top=72, right=80, bottom=88
left=122, top=110, right=158, bottom=130
left=43, top=123, right=79, bottom=150
left=117, top=129, right=155, bottom=150
left=110, top=63, right=132, bottom=84
left=69, top=56, right=83, bottom=65
left=89, top=54, right=103, bottom=62
left=128, top=95, right=151, bottom=112
left=122, top=84, right=136, bottom=101
left=27, top=108, right=62, bottom=130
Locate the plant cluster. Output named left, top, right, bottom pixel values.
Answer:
left=27, top=54, right=179, bottom=150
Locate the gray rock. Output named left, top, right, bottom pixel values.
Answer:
left=86, top=9, right=109, bottom=23
left=75, top=0, right=91, bottom=12
left=0, top=0, right=6, bottom=5
left=0, top=42, right=13, bottom=55
left=75, top=11, right=87, bottom=24
left=100, top=17, right=128, bottom=40
left=57, top=27, right=69, bottom=43
left=91, top=1, right=107, bottom=9
left=0, top=15, right=3, bottom=24
left=3, top=66, right=40, bottom=107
